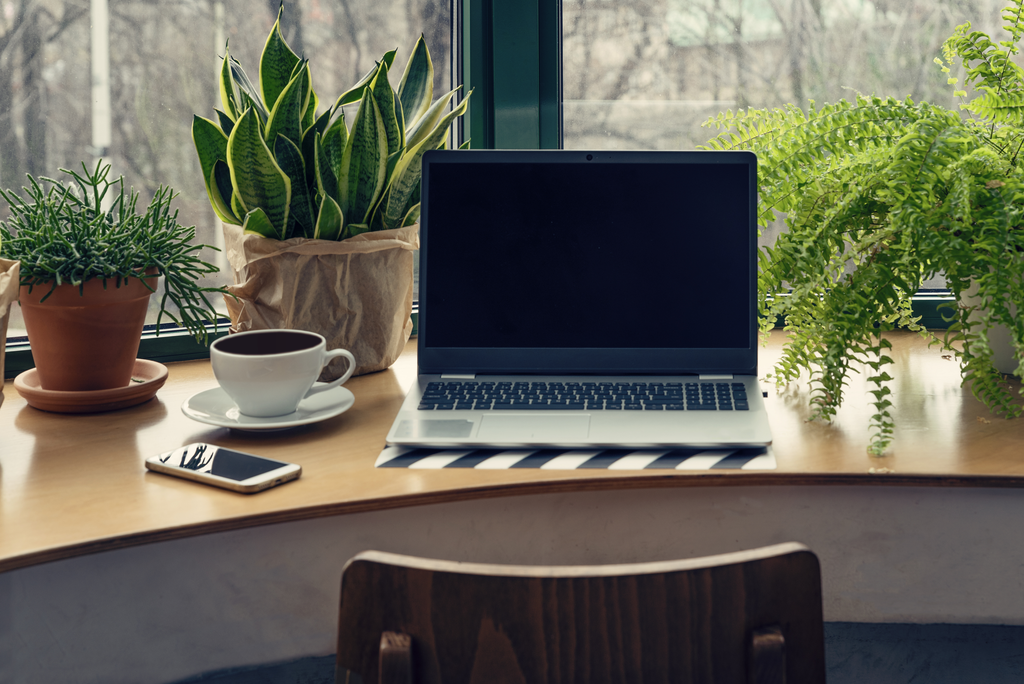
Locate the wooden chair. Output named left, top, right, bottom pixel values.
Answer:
left=336, top=542, right=825, bottom=684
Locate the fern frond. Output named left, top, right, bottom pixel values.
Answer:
left=966, top=90, right=1024, bottom=124
left=942, top=17, right=1024, bottom=103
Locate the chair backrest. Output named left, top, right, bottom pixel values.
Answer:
left=336, top=542, right=825, bottom=684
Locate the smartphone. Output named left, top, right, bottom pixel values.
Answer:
left=145, top=443, right=301, bottom=493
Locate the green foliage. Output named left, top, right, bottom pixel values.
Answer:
left=702, top=0, right=1024, bottom=455
left=0, top=162, right=227, bottom=343
left=193, top=4, right=469, bottom=242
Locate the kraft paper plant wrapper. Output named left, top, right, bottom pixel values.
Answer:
left=0, top=258, right=20, bottom=392
left=222, top=223, right=418, bottom=379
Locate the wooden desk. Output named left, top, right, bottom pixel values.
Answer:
left=3, top=329, right=1023, bottom=573
left=3, top=330, right=1024, bottom=683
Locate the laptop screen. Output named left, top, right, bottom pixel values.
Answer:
left=418, top=150, right=757, bottom=375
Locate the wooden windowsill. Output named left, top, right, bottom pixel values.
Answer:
left=2, top=329, right=1023, bottom=574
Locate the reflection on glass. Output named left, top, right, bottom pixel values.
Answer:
left=160, top=444, right=286, bottom=480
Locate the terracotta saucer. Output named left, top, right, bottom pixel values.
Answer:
left=14, top=359, right=169, bottom=413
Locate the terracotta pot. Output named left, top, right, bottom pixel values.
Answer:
left=19, top=273, right=158, bottom=391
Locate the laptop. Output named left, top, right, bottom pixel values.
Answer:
left=384, top=149, right=772, bottom=449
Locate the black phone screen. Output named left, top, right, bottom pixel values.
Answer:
left=158, top=444, right=287, bottom=481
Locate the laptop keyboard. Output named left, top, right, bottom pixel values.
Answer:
left=417, top=381, right=749, bottom=411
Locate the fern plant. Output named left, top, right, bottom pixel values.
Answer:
left=191, top=4, right=469, bottom=242
left=702, top=0, right=1024, bottom=454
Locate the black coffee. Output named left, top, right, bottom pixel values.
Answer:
left=214, top=330, right=320, bottom=355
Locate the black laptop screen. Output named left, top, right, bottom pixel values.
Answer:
left=418, top=150, right=757, bottom=374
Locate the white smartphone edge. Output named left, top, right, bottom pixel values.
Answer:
left=145, top=443, right=302, bottom=494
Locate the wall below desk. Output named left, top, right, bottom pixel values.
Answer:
left=3, top=484, right=1023, bottom=684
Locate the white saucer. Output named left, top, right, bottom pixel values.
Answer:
left=181, top=385, right=355, bottom=431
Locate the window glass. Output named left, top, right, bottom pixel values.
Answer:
left=563, top=0, right=1007, bottom=151
left=1, top=0, right=450, bottom=340
left=562, top=0, right=1007, bottom=289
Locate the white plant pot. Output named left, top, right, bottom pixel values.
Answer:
left=0, top=258, right=21, bottom=389
left=961, top=281, right=1019, bottom=375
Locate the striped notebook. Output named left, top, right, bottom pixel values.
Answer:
left=376, top=446, right=775, bottom=470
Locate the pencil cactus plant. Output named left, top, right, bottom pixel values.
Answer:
left=702, top=0, right=1024, bottom=455
left=191, top=5, right=469, bottom=242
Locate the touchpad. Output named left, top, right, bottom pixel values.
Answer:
left=478, top=415, right=590, bottom=442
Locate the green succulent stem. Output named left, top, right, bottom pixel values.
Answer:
left=0, top=161, right=228, bottom=344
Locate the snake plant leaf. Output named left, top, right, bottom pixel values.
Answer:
left=215, top=109, right=235, bottom=136
left=302, top=109, right=332, bottom=185
left=275, top=134, right=315, bottom=239
left=321, top=110, right=348, bottom=173
left=338, top=89, right=388, bottom=224
left=333, top=49, right=397, bottom=109
left=341, top=223, right=371, bottom=240
left=383, top=94, right=469, bottom=230
left=231, top=188, right=246, bottom=220
left=397, top=35, right=432, bottom=127
left=371, top=61, right=402, bottom=156
left=219, top=46, right=239, bottom=120
left=259, top=5, right=301, bottom=112
left=404, top=86, right=462, bottom=151
left=401, top=203, right=420, bottom=227
left=207, top=159, right=240, bottom=225
left=314, top=133, right=341, bottom=206
left=241, top=207, right=278, bottom=238
left=394, top=95, right=406, bottom=142
left=230, top=58, right=269, bottom=124
left=227, top=108, right=291, bottom=238
left=303, top=86, right=319, bottom=132
left=314, top=193, right=343, bottom=241
left=384, top=148, right=402, bottom=187
left=265, top=61, right=310, bottom=149
left=367, top=148, right=405, bottom=231
left=192, top=115, right=229, bottom=191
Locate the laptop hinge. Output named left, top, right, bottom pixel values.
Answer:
left=699, top=373, right=734, bottom=380
left=441, top=373, right=477, bottom=379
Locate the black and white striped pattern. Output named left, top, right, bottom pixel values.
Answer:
left=376, top=446, right=775, bottom=470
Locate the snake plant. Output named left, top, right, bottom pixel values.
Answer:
left=702, top=0, right=1024, bottom=455
left=192, top=6, right=469, bottom=242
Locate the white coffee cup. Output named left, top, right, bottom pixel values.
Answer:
left=210, top=329, right=355, bottom=417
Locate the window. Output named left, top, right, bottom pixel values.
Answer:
left=4, top=0, right=996, bottom=374
left=1, top=0, right=451, bottom=374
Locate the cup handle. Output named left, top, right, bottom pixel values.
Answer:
left=304, top=349, right=356, bottom=398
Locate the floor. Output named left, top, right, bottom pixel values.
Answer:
left=173, top=623, right=1024, bottom=683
